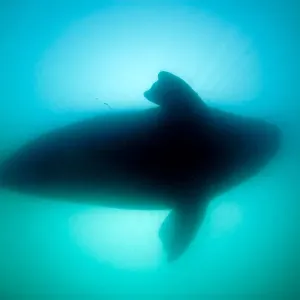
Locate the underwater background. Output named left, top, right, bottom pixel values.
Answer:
left=0, top=0, right=299, bottom=298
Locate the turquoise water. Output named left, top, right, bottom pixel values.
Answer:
left=1, top=0, right=299, bottom=298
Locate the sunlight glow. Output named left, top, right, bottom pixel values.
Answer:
left=70, top=207, right=169, bottom=269
left=36, top=6, right=261, bottom=112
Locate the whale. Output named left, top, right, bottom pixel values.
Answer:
left=0, top=71, right=281, bottom=261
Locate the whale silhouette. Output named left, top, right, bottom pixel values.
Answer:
left=0, top=71, right=281, bottom=261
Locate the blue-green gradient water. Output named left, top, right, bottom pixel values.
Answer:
left=1, top=0, right=299, bottom=298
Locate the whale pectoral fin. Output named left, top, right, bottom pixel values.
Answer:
left=159, top=201, right=207, bottom=262
left=144, top=71, right=206, bottom=110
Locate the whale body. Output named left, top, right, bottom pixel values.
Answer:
left=0, top=71, right=281, bottom=261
